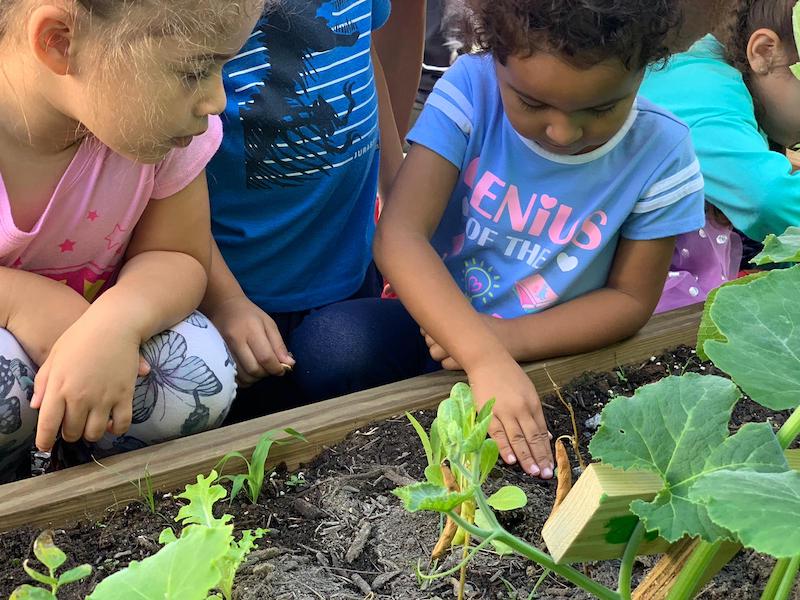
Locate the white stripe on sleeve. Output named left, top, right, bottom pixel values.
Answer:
left=632, top=176, right=704, bottom=214
left=642, top=159, right=701, bottom=198
left=427, top=93, right=472, bottom=136
left=435, top=79, right=474, bottom=121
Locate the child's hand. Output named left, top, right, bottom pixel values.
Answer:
left=31, top=316, right=141, bottom=452
left=423, top=315, right=505, bottom=370
left=469, top=360, right=554, bottom=479
left=206, top=295, right=294, bottom=387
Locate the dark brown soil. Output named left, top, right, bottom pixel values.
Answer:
left=1, top=346, right=797, bottom=600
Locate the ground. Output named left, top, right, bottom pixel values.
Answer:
left=0, top=346, right=797, bottom=599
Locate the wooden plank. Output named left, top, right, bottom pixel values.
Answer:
left=634, top=449, right=800, bottom=600
left=0, top=305, right=702, bottom=533
left=542, top=464, right=670, bottom=563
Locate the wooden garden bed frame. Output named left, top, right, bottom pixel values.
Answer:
left=0, top=305, right=702, bottom=534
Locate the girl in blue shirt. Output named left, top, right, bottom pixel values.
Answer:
left=375, top=0, right=704, bottom=478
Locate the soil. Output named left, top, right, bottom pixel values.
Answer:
left=1, top=346, right=797, bottom=600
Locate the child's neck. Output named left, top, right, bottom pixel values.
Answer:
left=0, top=57, right=86, bottom=159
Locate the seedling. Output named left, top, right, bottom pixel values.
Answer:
left=87, top=471, right=265, bottom=600
left=135, top=465, right=157, bottom=514
left=214, top=428, right=306, bottom=504
left=285, top=473, right=306, bottom=488
left=10, top=531, right=91, bottom=599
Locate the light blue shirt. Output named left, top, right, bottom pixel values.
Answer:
left=408, top=54, right=705, bottom=318
left=641, top=35, right=800, bottom=242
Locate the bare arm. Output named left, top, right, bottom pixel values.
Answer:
left=374, top=144, right=554, bottom=478
left=372, top=44, right=404, bottom=203
left=374, top=0, right=426, bottom=137
left=494, top=237, right=676, bottom=362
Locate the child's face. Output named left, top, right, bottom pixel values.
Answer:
left=752, top=64, right=800, bottom=149
left=64, top=7, right=260, bottom=163
left=495, top=52, right=643, bottom=156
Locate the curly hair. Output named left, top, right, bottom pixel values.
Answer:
left=725, top=0, right=798, bottom=79
left=466, top=0, right=681, bottom=70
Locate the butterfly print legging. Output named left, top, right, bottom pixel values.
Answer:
left=0, top=312, right=236, bottom=482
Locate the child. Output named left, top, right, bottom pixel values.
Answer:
left=641, top=0, right=800, bottom=311
left=374, top=0, right=706, bottom=479
left=0, top=0, right=262, bottom=481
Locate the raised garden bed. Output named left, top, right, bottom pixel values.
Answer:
left=1, top=344, right=795, bottom=600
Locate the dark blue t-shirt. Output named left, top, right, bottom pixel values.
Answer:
left=208, top=0, right=391, bottom=312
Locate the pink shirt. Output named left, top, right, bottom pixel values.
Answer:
left=0, top=116, right=222, bottom=302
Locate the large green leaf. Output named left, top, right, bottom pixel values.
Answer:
left=392, top=482, right=474, bottom=513
left=591, top=375, right=789, bottom=542
left=88, top=526, right=230, bottom=600
left=704, top=265, right=800, bottom=410
left=752, top=226, right=800, bottom=265
left=690, top=470, right=800, bottom=558
left=696, top=272, right=768, bottom=361
left=32, top=531, right=66, bottom=572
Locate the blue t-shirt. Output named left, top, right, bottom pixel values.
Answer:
left=208, top=0, right=391, bottom=313
left=408, top=54, right=705, bottom=318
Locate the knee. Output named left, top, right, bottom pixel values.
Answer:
left=120, top=313, right=237, bottom=445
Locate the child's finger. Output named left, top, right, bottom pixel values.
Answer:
left=84, top=408, right=112, bottom=443
left=31, top=362, right=51, bottom=410
left=231, top=341, right=266, bottom=380
left=60, top=400, right=90, bottom=443
left=505, top=418, right=540, bottom=476
left=138, top=356, right=151, bottom=377
left=441, top=357, right=462, bottom=371
left=488, top=420, right=516, bottom=465
left=263, top=320, right=294, bottom=367
left=109, top=402, right=132, bottom=437
left=34, top=390, right=65, bottom=452
left=520, top=415, right=554, bottom=479
left=248, top=334, right=284, bottom=377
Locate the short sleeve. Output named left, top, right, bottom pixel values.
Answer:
left=622, top=133, right=706, bottom=240
left=151, top=115, right=223, bottom=199
left=372, top=0, right=391, bottom=30
left=406, top=55, right=476, bottom=169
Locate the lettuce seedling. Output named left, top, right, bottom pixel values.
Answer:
left=87, top=471, right=264, bottom=600
left=215, top=428, right=306, bottom=504
left=9, top=531, right=91, bottom=600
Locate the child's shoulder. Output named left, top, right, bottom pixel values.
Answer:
left=629, top=97, right=693, bottom=152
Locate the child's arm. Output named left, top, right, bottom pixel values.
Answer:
left=374, top=144, right=554, bottom=478
left=31, top=172, right=214, bottom=452
left=425, top=237, right=676, bottom=367
left=201, top=238, right=294, bottom=387
left=372, top=44, right=404, bottom=204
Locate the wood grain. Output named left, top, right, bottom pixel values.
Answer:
left=0, top=305, right=702, bottom=533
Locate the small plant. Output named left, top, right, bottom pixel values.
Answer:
left=86, top=471, right=264, bottom=600
left=284, top=472, right=306, bottom=488
left=10, top=531, right=91, bottom=599
left=135, top=465, right=157, bottom=514
left=215, top=428, right=306, bottom=504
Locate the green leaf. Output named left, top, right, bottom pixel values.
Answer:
left=478, top=439, right=499, bottom=483
left=281, top=427, right=307, bottom=442
left=752, top=226, right=800, bottom=265
left=690, top=470, right=800, bottom=558
left=696, top=272, right=768, bottom=361
left=407, top=412, right=433, bottom=467
left=476, top=397, right=495, bottom=426
left=21, top=563, right=56, bottom=588
left=88, top=526, right=231, bottom=600
left=424, top=464, right=445, bottom=487
left=32, top=531, right=66, bottom=572
left=450, top=383, right=475, bottom=428
left=392, top=482, right=474, bottom=513
left=629, top=422, right=788, bottom=542
left=159, top=528, right=178, bottom=545
left=175, top=471, right=232, bottom=529
left=704, top=265, right=800, bottom=410
left=474, top=509, right=514, bottom=555
left=430, top=417, right=443, bottom=465
left=590, top=375, right=789, bottom=542
left=486, top=486, right=527, bottom=511
left=793, top=3, right=800, bottom=80
left=463, top=411, right=493, bottom=454
left=57, top=564, right=92, bottom=586
left=9, top=586, right=57, bottom=600
left=227, top=475, right=247, bottom=503
left=248, top=432, right=277, bottom=503
left=215, top=528, right=266, bottom=600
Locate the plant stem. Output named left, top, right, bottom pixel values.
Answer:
left=447, top=511, right=620, bottom=600
left=774, top=555, right=800, bottom=600
left=665, top=540, right=723, bottom=600
left=777, top=404, right=800, bottom=450
left=761, top=558, right=791, bottom=600
left=618, top=521, right=646, bottom=600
